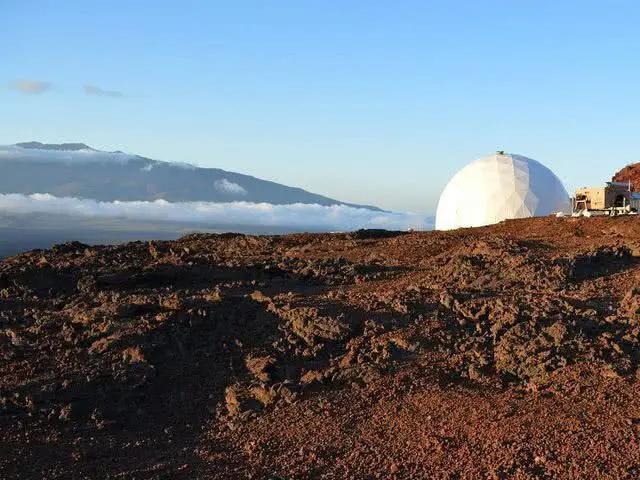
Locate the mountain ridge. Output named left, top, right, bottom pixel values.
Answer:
left=15, top=141, right=96, bottom=151
left=0, top=142, right=383, bottom=211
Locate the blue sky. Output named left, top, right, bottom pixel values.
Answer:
left=2, top=1, right=640, bottom=213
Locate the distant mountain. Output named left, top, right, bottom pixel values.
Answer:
left=15, top=141, right=97, bottom=151
left=0, top=142, right=382, bottom=210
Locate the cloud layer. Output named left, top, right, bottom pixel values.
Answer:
left=0, top=145, right=196, bottom=169
left=84, top=84, right=124, bottom=98
left=0, top=144, right=134, bottom=164
left=10, top=79, right=51, bottom=94
left=0, top=193, right=431, bottom=231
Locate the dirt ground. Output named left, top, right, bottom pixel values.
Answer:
left=2, top=216, right=640, bottom=479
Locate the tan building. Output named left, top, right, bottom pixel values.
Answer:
left=574, top=181, right=640, bottom=212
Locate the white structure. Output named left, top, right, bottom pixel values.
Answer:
left=435, top=152, right=571, bottom=230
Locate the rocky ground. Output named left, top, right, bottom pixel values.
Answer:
left=2, top=217, right=640, bottom=478
left=610, top=160, right=640, bottom=192
left=613, top=163, right=640, bottom=190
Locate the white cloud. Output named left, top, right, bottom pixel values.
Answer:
left=214, top=178, right=247, bottom=196
left=9, top=79, right=51, bottom=94
left=84, top=84, right=124, bottom=98
left=0, top=193, right=432, bottom=231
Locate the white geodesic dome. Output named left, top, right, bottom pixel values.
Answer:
left=435, top=152, right=571, bottom=231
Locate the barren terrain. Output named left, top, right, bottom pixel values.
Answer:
left=2, top=217, right=640, bottom=478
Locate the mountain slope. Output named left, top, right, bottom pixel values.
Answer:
left=0, top=142, right=381, bottom=210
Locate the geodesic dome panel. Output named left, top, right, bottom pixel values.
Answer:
left=435, top=152, right=571, bottom=231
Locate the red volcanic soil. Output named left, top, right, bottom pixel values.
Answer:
left=613, top=162, right=640, bottom=190
left=3, top=218, right=640, bottom=478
